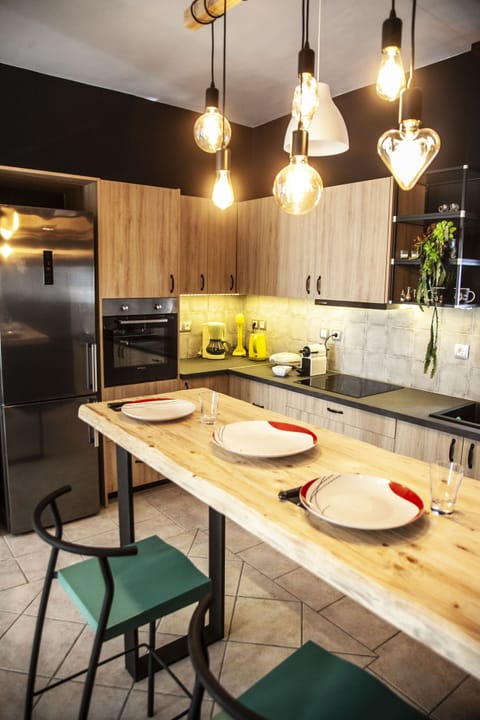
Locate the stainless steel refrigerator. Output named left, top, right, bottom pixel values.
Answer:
left=0, top=205, right=100, bottom=534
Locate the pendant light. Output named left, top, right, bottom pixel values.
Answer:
left=284, top=0, right=349, bottom=156
left=212, top=147, right=234, bottom=209
left=377, top=0, right=440, bottom=191
left=193, top=21, right=231, bottom=153
left=273, top=127, right=323, bottom=215
left=290, top=0, right=318, bottom=129
left=376, top=0, right=406, bottom=102
left=274, top=0, right=322, bottom=215
left=212, top=0, right=234, bottom=210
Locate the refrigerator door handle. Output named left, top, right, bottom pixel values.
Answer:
left=86, top=343, right=98, bottom=393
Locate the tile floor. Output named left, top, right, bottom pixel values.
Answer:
left=0, top=482, right=479, bottom=719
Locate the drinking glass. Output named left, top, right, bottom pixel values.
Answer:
left=429, top=461, right=463, bottom=515
left=199, top=390, right=219, bottom=425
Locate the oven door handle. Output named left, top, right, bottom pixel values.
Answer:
left=116, top=318, right=169, bottom=325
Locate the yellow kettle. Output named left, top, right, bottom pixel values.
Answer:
left=248, top=331, right=268, bottom=361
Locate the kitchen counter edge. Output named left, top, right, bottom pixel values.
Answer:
left=179, top=358, right=480, bottom=441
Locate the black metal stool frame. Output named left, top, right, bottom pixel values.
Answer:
left=25, top=485, right=191, bottom=720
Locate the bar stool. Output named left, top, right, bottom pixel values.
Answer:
left=187, top=593, right=427, bottom=720
left=25, top=484, right=212, bottom=720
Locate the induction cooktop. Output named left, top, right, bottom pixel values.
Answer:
left=296, top=373, right=402, bottom=398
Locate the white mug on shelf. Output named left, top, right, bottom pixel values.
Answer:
left=456, top=287, right=476, bottom=304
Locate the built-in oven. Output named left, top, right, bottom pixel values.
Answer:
left=102, top=297, right=178, bottom=387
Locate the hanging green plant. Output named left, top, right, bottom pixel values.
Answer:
left=414, top=220, right=456, bottom=378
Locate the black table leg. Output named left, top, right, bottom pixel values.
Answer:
left=116, top=446, right=226, bottom=681
left=116, top=446, right=134, bottom=545
left=205, top=507, right=225, bottom=643
left=116, top=446, right=139, bottom=678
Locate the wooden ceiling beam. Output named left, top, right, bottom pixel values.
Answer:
left=184, top=0, right=244, bottom=30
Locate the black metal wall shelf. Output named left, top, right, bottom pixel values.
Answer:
left=390, top=165, right=480, bottom=308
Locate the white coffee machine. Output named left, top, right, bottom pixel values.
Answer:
left=202, top=322, right=226, bottom=359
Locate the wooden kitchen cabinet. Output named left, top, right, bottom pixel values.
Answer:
left=181, top=374, right=230, bottom=394
left=228, top=375, right=287, bottom=414
left=97, top=179, right=180, bottom=299
left=236, top=196, right=280, bottom=296
left=394, top=420, right=480, bottom=479
left=284, top=390, right=396, bottom=450
left=237, top=177, right=392, bottom=305
left=180, top=195, right=237, bottom=294
left=314, top=177, right=393, bottom=305
left=236, top=195, right=319, bottom=298
left=229, top=376, right=396, bottom=451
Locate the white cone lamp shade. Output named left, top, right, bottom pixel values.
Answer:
left=284, top=82, right=349, bottom=156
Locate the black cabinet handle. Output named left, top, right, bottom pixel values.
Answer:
left=448, top=438, right=456, bottom=462
left=200, top=273, right=205, bottom=291
left=327, top=407, right=344, bottom=415
left=169, top=274, right=175, bottom=293
left=229, top=274, right=234, bottom=291
left=306, top=275, right=311, bottom=294
left=468, top=442, right=474, bottom=469
left=316, top=275, right=322, bottom=294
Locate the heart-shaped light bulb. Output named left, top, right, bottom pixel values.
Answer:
left=377, top=120, right=441, bottom=191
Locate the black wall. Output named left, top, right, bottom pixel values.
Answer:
left=1, top=45, right=478, bottom=200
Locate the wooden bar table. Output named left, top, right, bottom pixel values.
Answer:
left=79, top=388, right=480, bottom=681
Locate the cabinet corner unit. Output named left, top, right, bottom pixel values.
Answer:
left=390, top=165, right=480, bottom=307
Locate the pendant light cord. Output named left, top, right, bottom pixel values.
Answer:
left=316, top=0, right=321, bottom=78
left=210, top=22, right=215, bottom=85
left=222, top=0, right=227, bottom=147
left=301, top=0, right=311, bottom=49
left=408, top=0, right=417, bottom=88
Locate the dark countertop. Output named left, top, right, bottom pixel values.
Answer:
left=179, top=356, right=480, bottom=441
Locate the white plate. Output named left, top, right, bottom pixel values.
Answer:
left=212, top=420, right=317, bottom=458
left=269, top=352, right=301, bottom=365
left=121, top=399, right=195, bottom=422
left=299, top=474, right=424, bottom=530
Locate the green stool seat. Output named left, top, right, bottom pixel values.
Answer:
left=58, top=534, right=211, bottom=641
left=216, top=641, right=425, bottom=720
left=188, top=594, right=427, bottom=720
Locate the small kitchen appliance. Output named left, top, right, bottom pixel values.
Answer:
left=248, top=329, right=268, bottom=361
left=202, top=322, right=227, bottom=359
left=232, top=313, right=247, bottom=356
left=299, top=344, right=327, bottom=376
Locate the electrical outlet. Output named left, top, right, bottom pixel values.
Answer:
left=330, top=329, right=342, bottom=342
left=258, top=320, right=267, bottom=330
left=320, top=328, right=329, bottom=339
left=454, top=343, right=469, bottom=360
left=180, top=321, right=191, bottom=332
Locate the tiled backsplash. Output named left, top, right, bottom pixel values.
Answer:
left=180, top=295, right=480, bottom=401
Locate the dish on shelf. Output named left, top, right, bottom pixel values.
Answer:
left=212, top=420, right=317, bottom=458
left=299, top=473, right=424, bottom=530
left=121, top=399, right=195, bottom=422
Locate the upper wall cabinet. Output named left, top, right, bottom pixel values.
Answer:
left=237, top=195, right=318, bottom=298
left=237, top=177, right=393, bottom=306
left=315, top=177, right=393, bottom=306
left=97, top=180, right=180, bottom=299
left=179, top=196, right=237, bottom=295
